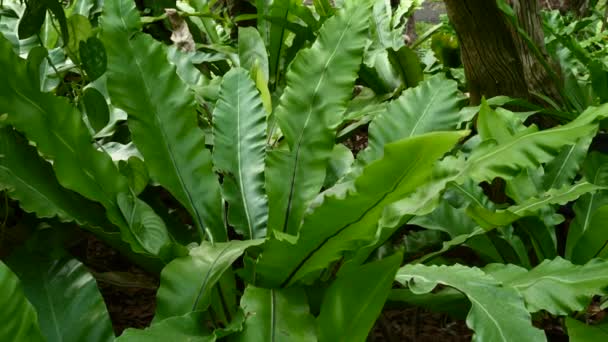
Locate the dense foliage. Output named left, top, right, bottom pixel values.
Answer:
left=1, top=0, right=608, bottom=341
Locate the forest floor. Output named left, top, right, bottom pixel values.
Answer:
left=78, top=232, right=475, bottom=340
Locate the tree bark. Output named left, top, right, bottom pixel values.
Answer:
left=444, top=0, right=563, bottom=106
left=510, top=0, right=563, bottom=104
left=444, top=0, right=529, bottom=105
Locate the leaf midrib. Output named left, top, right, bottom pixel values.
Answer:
left=281, top=13, right=356, bottom=233
left=126, top=37, right=210, bottom=242
left=282, top=153, right=423, bottom=286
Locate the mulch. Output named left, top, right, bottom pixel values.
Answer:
left=74, top=234, right=474, bottom=340
left=72, top=235, right=159, bottom=336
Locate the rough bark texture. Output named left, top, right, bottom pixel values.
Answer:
left=510, top=0, right=563, bottom=104
left=444, top=0, right=529, bottom=105
left=444, top=0, right=562, bottom=106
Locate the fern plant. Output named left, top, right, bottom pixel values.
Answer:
left=1, top=0, right=608, bottom=341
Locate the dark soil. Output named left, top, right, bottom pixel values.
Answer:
left=71, top=235, right=159, bottom=336
left=74, top=233, right=474, bottom=339
left=370, top=308, right=473, bottom=342
left=342, top=126, right=369, bottom=156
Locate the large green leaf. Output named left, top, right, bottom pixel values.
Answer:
left=317, top=253, right=402, bottom=342
left=230, top=286, right=316, bottom=342
left=542, top=137, right=592, bottom=191
left=0, top=34, right=124, bottom=222
left=467, top=181, right=604, bottom=228
left=117, top=192, right=171, bottom=257
left=0, top=127, right=110, bottom=228
left=6, top=252, right=114, bottom=342
left=0, top=261, right=44, bottom=342
left=486, top=257, right=608, bottom=315
left=387, top=46, right=423, bottom=88
left=566, top=153, right=608, bottom=257
left=396, top=264, right=546, bottom=342
left=571, top=205, right=608, bottom=263
left=120, top=310, right=244, bottom=341
left=359, top=74, right=463, bottom=165
left=411, top=198, right=478, bottom=238
left=566, top=317, right=608, bottom=341
left=0, top=34, right=167, bottom=257
left=213, top=68, right=268, bottom=239
left=266, top=0, right=372, bottom=235
left=267, top=0, right=292, bottom=87
left=257, top=131, right=466, bottom=287
left=466, top=109, right=602, bottom=184
left=101, top=0, right=225, bottom=242
left=238, top=27, right=269, bottom=82
left=18, top=0, right=47, bottom=39
left=476, top=99, right=516, bottom=144
left=118, top=313, right=212, bottom=342
left=155, top=240, right=263, bottom=322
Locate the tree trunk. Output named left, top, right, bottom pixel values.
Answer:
left=444, top=0, right=563, bottom=106
left=510, top=0, right=563, bottom=104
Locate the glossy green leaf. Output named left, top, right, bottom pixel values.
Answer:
left=257, top=131, right=467, bottom=287
left=0, top=34, right=165, bottom=257
left=238, top=27, right=269, bottom=83
left=117, top=192, right=170, bottom=256
left=466, top=117, right=600, bottom=184
left=570, top=205, right=608, bottom=263
left=477, top=98, right=514, bottom=143
left=155, top=240, right=263, bottom=322
left=0, top=127, right=111, bottom=228
left=6, top=252, right=114, bottom=342
left=45, top=0, right=68, bottom=45
left=66, top=14, right=92, bottom=62
left=231, top=286, right=316, bottom=342
left=411, top=199, right=478, bottom=237
left=542, top=137, right=592, bottom=191
left=387, top=46, right=423, bottom=88
left=266, top=0, right=372, bottom=234
left=121, top=309, right=244, bottom=341
left=118, top=157, right=149, bottom=196
left=360, top=74, right=463, bottom=165
left=467, top=181, right=604, bottom=228
left=79, top=37, right=107, bottom=81
left=317, top=253, right=402, bottom=342
left=396, top=264, right=546, bottom=342
left=566, top=317, right=608, bottom=341
left=102, top=0, right=225, bottom=242
left=82, top=87, right=109, bottom=132
left=0, top=261, right=45, bottom=342
left=313, top=0, right=334, bottom=17
left=117, top=312, right=212, bottom=342
left=323, top=144, right=354, bottom=188
left=566, top=153, right=608, bottom=257
left=70, top=0, right=97, bottom=17
left=212, top=68, right=268, bottom=239
left=267, top=0, right=292, bottom=86
left=18, top=0, right=47, bottom=39
left=486, top=257, right=608, bottom=315
left=516, top=217, right=558, bottom=261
